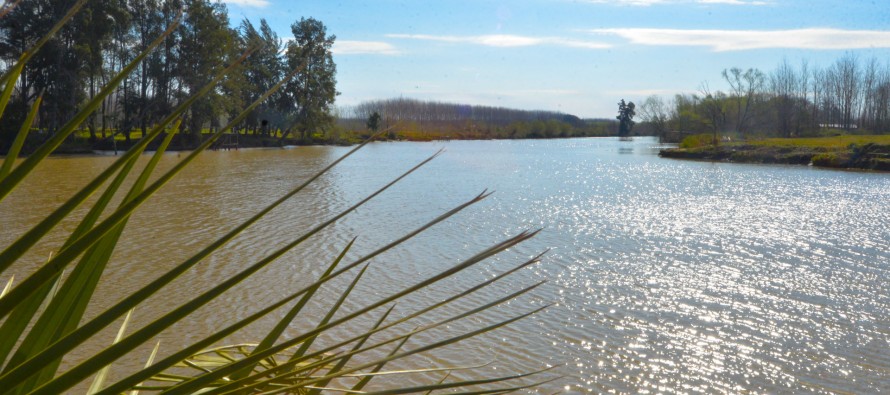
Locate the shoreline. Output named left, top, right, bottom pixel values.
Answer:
left=659, top=142, right=890, bottom=171
left=1, top=133, right=619, bottom=157
left=0, top=133, right=353, bottom=157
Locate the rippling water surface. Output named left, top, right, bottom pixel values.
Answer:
left=2, top=137, right=888, bottom=393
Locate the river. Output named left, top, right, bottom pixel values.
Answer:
left=2, top=137, right=888, bottom=393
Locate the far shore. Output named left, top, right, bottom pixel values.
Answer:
left=6, top=133, right=890, bottom=173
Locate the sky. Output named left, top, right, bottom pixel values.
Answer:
left=220, top=0, right=890, bottom=119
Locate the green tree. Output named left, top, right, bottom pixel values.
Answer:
left=280, top=17, right=338, bottom=142
left=148, top=0, right=184, bottom=124
left=616, top=99, right=636, bottom=137
left=73, top=0, right=130, bottom=141
left=0, top=0, right=83, bottom=134
left=177, top=0, right=236, bottom=143
left=126, top=0, right=168, bottom=141
left=239, top=18, right=283, bottom=136
left=0, top=0, right=53, bottom=143
left=366, top=111, right=381, bottom=132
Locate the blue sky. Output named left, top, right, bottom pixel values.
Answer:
left=221, top=0, right=890, bottom=118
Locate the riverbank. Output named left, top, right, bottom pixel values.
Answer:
left=0, top=133, right=357, bottom=156
left=2, top=129, right=613, bottom=156
left=659, top=135, right=890, bottom=171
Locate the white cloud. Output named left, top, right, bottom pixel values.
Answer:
left=696, top=0, right=767, bottom=4
left=387, top=34, right=537, bottom=47
left=581, top=0, right=768, bottom=5
left=386, top=34, right=611, bottom=49
left=608, top=88, right=685, bottom=96
left=223, top=0, right=270, bottom=7
left=513, top=89, right=583, bottom=95
left=332, top=41, right=400, bottom=55
left=589, top=28, right=890, bottom=51
left=582, top=0, right=666, bottom=5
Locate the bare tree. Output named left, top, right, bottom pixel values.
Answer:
left=831, top=54, right=860, bottom=130
left=699, top=82, right=727, bottom=143
left=872, top=63, right=890, bottom=131
left=770, top=59, right=797, bottom=137
left=722, top=67, right=765, bottom=137
left=795, top=59, right=810, bottom=135
left=639, top=95, right=670, bottom=140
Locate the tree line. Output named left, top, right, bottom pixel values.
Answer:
left=338, top=97, right=616, bottom=140
left=638, top=54, right=890, bottom=141
left=0, top=0, right=338, bottom=150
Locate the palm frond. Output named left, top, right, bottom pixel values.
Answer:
left=0, top=1, right=557, bottom=393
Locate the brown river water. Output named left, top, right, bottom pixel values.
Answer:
left=2, top=137, right=889, bottom=393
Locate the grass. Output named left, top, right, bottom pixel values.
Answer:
left=743, top=134, right=890, bottom=149
left=0, top=3, right=556, bottom=394
left=664, top=133, right=890, bottom=170
left=73, top=129, right=295, bottom=141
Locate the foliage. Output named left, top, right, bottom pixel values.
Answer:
left=366, top=111, right=381, bottom=132
left=679, top=133, right=717, bottom=149
left=643, top=54, right=890, bottom=140
left=0, top=3, right=554, bottom=394
left=0, top=1, right=343, bottom=152
left=616, top=99, right=635, bottom=137
left=743, top=134, right=890, bottom=149
left=279, top=17, right=338, bottom=142
left=338, top=98, right=614, bottom=141
left=237, top=18, right=285, bottom=136
left=811, top=152, right=840, bottom=167
left=177, top=0, right=235, bottom=141
left=664, top=134, right=890, bottom=170
left=722, top=67, right=765, bottom=137
left=0, top=0, right=89, bottom=135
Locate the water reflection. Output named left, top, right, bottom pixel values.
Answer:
left=2, top=137, right=888, bottom=393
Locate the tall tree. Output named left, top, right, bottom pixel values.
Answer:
left=639, top=95, right=670, bottom=140
left=0, top=0, right=53, bottom=141
left=722, top=67, right=764, bottom=137
left=280, top=17, right=337, bottom=142
left=832, top=54, right=860, bottom=130
left=616, top=99, right=635, bottom=137
left=239, top=18, right=283, bottom=135
left=366, top=111, right=381, bottom=133
left=74, top=0, right=129, bottom=141
left=126, top=0, right=167, bottom=140
left=698, top=83, right=727, bottom=144
left=177, top=0, right=235, bottom=142
left=150, top=0, right=183, bottom=123
left=0, top=0, right=84, bottom=134
left=770, top=59, right=798, bottom=137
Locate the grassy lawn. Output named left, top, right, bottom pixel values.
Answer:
left=743, top=134, right=890, bottom=149
left=72, top=129, right=310, bottom=140
left=74, top=130, right=146, bottom=141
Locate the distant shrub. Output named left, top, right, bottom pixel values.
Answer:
left=811, top=152, right=840, bottom=167
left=680, top=133, right=716, bottom=149
left=872, top=158, right=890, bottom=171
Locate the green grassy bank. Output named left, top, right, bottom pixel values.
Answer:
left=659, top=134, right=890, bottom=171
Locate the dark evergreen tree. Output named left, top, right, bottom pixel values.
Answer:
left=0, top=0, right=86, bottom=134
left=616, top=99, right=636, bottom=137
left=177, top=0, right=236, bottom=142
left=280, top=17, right=337, bottom=142
left=239, top=18, right=283, bottom=136
left=366, top=111, right=381, bottom=132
